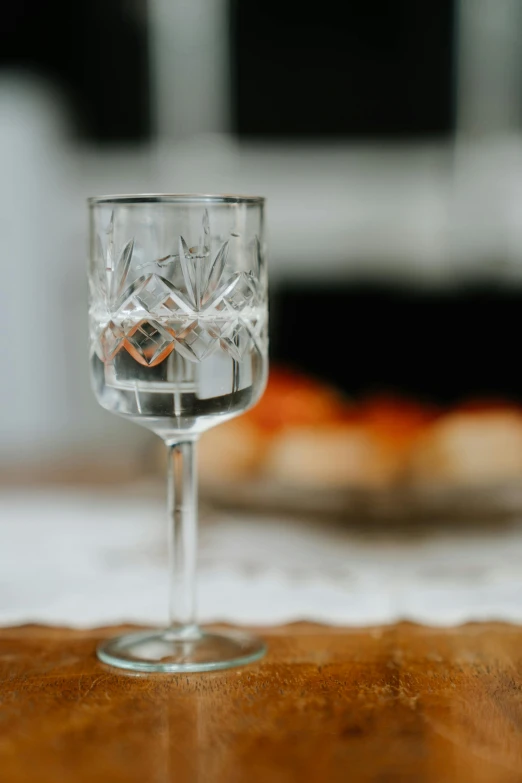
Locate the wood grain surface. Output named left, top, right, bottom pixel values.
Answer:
left=1, top=623, right=522, bottom=782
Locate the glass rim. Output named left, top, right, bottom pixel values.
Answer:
left=88, top=193, right=265, bottom=206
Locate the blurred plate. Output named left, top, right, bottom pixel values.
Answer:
left=202, top=479, right=522, bottom=522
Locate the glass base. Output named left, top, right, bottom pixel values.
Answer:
left=97, top=627, right=266, bottom=673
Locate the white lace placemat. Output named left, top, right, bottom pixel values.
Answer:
left=2, top=487, right=522, bottom=628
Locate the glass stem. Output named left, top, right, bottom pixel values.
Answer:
left=166, top=438, right=198, bottom=632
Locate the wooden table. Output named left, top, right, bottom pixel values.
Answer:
left=1, top=623, right=522, bottom=782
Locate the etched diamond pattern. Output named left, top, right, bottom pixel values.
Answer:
left=174, top=321, right=220, bottom=362
left=101, top=321, right=125, bottom=360
left=118, top=274, right=193, bottom=317
left=125, top=320, right=175, bottom=367
left=134, top=274, right=167, bottom=311
left=223, top=273, right=257, bottom=313
left=93, top=210, right=266, bottom=365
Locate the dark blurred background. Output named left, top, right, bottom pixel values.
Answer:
left=1, top=0, right=522, bottom=471
left=0, top=0, right=455, bottom=142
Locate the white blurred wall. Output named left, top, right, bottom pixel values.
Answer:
left=0, top=76, right=153, bottom=464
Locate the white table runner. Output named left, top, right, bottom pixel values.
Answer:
left=1, top=487, right=522, bottom=628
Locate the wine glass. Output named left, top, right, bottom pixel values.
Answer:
left=88, top=194, right=268, bottom=672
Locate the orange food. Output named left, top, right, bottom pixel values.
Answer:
left=199, top=419, right=266, bottom=484
left=357, top=396, right=439, bottom=464
left=407, top=408, right=522, bottom=486
left=193, top=363, right=522, bottom=490
left=264, top=422, right=403, bottom=488
left=244, top=367, right=347, bottom=433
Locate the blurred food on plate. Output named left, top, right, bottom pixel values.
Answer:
left=198, top=419, right=266, bottom=483
left=406, top=406, right=522, bottom=486
left=197, top=367, right=522, bottom=491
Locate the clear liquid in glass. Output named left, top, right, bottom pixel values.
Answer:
left=90, top=309, right=267, bottom=438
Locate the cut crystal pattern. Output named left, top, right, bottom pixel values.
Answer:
left=111, top=239, right=134, bottom=302
left=93, top=210, right=266, bottom=364
left=174, top=321, right=220, bottom=362
left=125, top=320, right=176, bottom=367
left=223, top=272, right=258, bottom=312
left=101, top=321, right=125, bottom=360
left=117, top=274, right=193, bottom=317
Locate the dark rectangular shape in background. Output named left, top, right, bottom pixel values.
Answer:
left=231, top=0, right=455, bottom=138
left=270, top=284, right=520, bottom=404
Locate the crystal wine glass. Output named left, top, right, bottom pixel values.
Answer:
left=88, top=194, right=268, bottom=672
